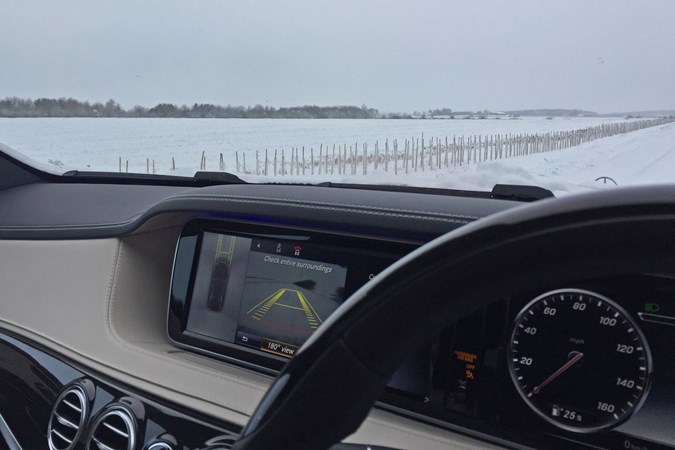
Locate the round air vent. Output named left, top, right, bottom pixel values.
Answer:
left=87, top=407, right=136, bottom=450
left=48, top=385, right=88, bottom=450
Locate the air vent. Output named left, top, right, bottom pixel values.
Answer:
left=48, top=385, right=88, bottom=450
left=87, top=407, right=136, bottom=450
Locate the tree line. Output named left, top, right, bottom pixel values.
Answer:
left=0, top=97, right=380, bottom=119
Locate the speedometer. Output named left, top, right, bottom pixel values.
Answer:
left=508, top=289, right=652, bottom=433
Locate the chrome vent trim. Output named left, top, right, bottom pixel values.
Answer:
left=204, top=434, right=237, bottom=449
left=87, top=407, right=136, bottom=450
left=147, top=443, right=173, bottom=450
left=48, top=386, right=88, bottom=450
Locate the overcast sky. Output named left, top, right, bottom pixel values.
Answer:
left=2, top=0, right=674, bottom=113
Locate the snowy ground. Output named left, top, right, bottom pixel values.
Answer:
left=1, top=117, right=673, bottom=196
left=0, top=117, right=633, bottom=173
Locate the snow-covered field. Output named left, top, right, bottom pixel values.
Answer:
left=1, top=117, right=674, bottom=196
left=0, top=117, right=632, bottom=172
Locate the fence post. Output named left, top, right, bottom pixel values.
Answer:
left=374, top=140, right=379, bottom=170
left=404, top=141, right=409, bottom=174
left=331, top=144, right=335, bottom=174
left=383, top=139, right=387, bottom=170
left=363, top=143, right=368, bottom=175
left=430, top=138, right=434, bottom=169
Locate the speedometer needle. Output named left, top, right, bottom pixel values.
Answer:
left=532, top=351, right=584, bottom=395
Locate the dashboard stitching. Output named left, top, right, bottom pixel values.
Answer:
left=0, top=222, right=137, bottom=229
left=103, top=238, right=122, bottom=342
left=154, top=196, right=473, bottom=224
left=104, top=237, right=267, bottom=406
left=0, top=196, right=473, bottom=231
left=158, top=194, right=480, bottom=220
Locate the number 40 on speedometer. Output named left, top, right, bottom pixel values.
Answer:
left=508, top=289, right=652, bottom=433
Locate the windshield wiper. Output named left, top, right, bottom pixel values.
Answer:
left=490, top=184, right=554, bottom=202
left=60, top=169, right=248, bottom=187
left=193, top=171, right=247, bottom=185
left=314, top=182, right=554, bottom=202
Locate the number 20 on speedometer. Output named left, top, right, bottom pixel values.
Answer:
left=508, top=289, right=652, bottom=433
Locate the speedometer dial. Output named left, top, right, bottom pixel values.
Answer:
left=508, top=289, right=652, bottom=433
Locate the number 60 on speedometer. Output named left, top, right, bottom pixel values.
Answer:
left=508, top=289, right=652, bottom=433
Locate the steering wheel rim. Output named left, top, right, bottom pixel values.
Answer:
left=233, top=184, right=675, bottom=450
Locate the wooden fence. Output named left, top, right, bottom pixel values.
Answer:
left=118, top=118, right=675, bottom=175
left=228, top=118, right=675, bottom=177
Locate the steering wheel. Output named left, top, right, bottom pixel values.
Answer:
left=232, top=185, right=675, bottom=450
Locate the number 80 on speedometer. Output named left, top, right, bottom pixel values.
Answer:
left=507, top=289, right=652, bottom=433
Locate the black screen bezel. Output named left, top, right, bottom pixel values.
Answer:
left=167, top=218, right=415, bottom=374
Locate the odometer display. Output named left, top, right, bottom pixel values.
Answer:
left=508, top=289, right=652, bottom=433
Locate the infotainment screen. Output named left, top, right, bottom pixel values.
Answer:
left=185, top=232, right=348, bottom=358
left=180, top=229, right=375, bottom=363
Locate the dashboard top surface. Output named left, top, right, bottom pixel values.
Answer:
left=0, top=181, right=519, bottom=239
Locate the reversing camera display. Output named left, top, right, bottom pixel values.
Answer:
left=235, top=249, right=347, bottom=357
left=186, top=232, right=348, bottom=359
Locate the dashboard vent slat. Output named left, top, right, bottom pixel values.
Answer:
left=48, top=386, right=88, bottom=450
left=87, top=407, right=136, bottom=450
left=92, top=437, right=116, bottom=450
left=102, top=420, right=130, bottom=437
left=54, top=413, right=78, bottom=430
left=51, top=429, right=74, bottom=444
left=62, top=399, right=82, bottom=412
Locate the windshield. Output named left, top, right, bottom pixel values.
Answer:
left=1, top=1, right=673, bottom=196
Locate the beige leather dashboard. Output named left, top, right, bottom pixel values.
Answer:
left=0, top=214, right=497, bottom=449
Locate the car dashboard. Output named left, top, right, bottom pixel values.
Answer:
left=0, top=167, right=674, bottom=450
